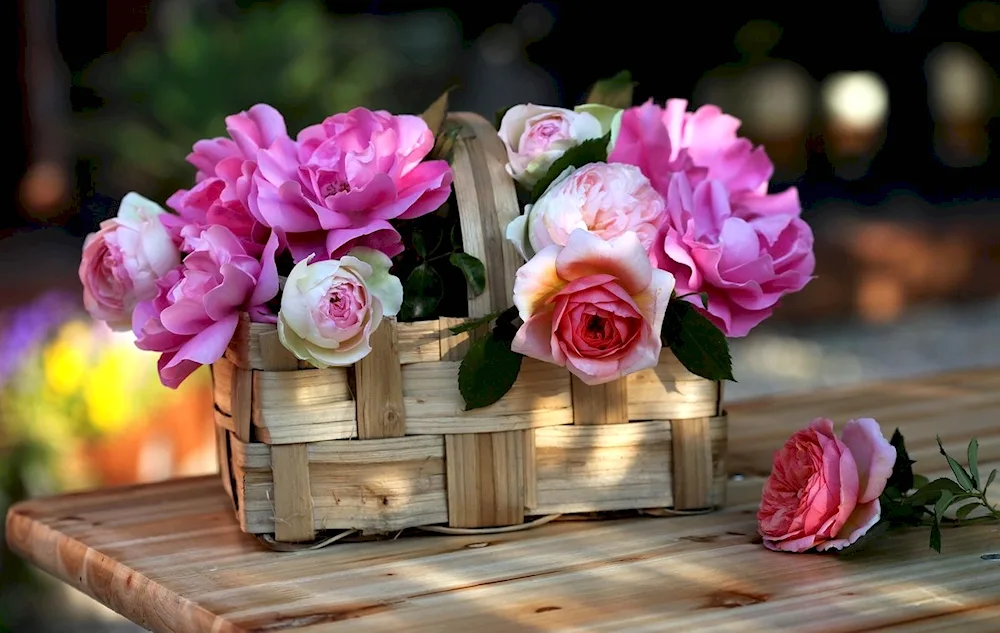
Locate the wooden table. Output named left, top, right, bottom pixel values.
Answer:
left=7, top=369, right=1000, bottom=632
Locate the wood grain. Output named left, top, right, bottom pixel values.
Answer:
left=7, top=368, right=1000, bottom=633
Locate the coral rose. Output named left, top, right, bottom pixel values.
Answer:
left=163, top=104, right=285, bottom=258
left=609, top=99, right=802, bottom=219
left=132, top=225, right=279, bottom=388
left=79, top=192, right=181, bottom=331
left=278, top=248, right=403, bottom=367
left=511, top=229, right=674, bottom=385
left=250, top=107, right=453, bottom=262
left=757, top=417, right=896, bottom=552
left=657, top=173, right=815, bottom=337
left=505, top=162, right=665, bottom=261
left=498, top=104, right=608, bottom=187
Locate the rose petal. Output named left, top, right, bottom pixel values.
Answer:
left=840, top=418, right=896, bottom=504
left=816, top=499, right=882, bottom=552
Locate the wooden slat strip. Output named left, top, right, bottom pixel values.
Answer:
left=571, top=375, right=629, bottom=425
left=671, top=417, right=714, bottom=510
left=270, top=444, right=315, bottom=542
left=354, top=319, right=406, bottom=439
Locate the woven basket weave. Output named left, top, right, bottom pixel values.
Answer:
left=211, top=112, right=727, bottom=544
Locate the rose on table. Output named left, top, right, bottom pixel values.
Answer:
left=758, top=417, right=999, bottom=554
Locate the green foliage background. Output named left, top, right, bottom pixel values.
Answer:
left=73, top=0, right=461, bottom=209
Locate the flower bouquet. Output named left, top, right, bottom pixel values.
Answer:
left=78, top=72, right=816, bottom=543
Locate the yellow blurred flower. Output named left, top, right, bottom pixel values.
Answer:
left=42, top=321, right=93, bottom=396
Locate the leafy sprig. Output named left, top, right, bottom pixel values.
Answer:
left=871, top=431, right=999, bottom=553
left=455, top=307, right=523, bottom=410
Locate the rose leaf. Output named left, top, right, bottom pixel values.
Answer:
left=400, top=263, right=443, bottom=320
left=412, top=223, right=444, bottom=259
left=530, top=133, right=611, bottom=202
left=937, top=435, right=976, bottom=492
left=967, top=437, right=980, bottom=489
left=449, top=252, right=486, bottom=297
left=585, top=70, right=637, bottom=109
left=420, top=88, right=454, bottom=137
left=448, top=306, right=516, bottom=335
left=458, top=330, right=523, bottom=411
left=661, top=300, right=735, bottom=382
left=832, top=519, right=890, bottom=557
left=887, top=428, right=916, bottom=494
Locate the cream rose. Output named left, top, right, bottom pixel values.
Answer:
left=505, top=162, right=665, bottom=261
left=277, top=248, right=403, bottom=367
left=498, top=104, right=609, bottom=187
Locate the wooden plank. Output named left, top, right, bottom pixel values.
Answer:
left=270, top=444, right=315, bottom=542
left=571, top=375, right=628, bottom=425
left=5, top=367, right=1000, bottom=633
left=397, top=320, right=442, bottom=364
left=670, top=417, right=714, bottom=510
left=354, top=319, right=406, bottom=439
left=403, top=359, right=573, bottom=434
left=445, top=431, right=526, bottom=528
left=251, top=367, right=356, bottom=444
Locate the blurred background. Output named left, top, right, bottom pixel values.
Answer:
left=1, top=1, right=998, bottom=631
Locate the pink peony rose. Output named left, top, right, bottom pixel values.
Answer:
left=511, top=229, right=674, bottom=385
left=609, top=99, right=801, bottom=218
left=132, top=225, right=279, bottom=388
left=506, top=162, right=665, bottom=261
left=278, top=248, right=403, bottom=368
left=249, top=107, right=453, bottom=261
left=498, top=104, right=606, bottom=187
left=79, top=193, right=181, bottom=331
left=657, top=173, right=815, bottom=337
left=163, top=104, right=286, bottom=258
left=758, top=417, right=896, bottom=553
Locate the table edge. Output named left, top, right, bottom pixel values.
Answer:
left=4, top=501, right=244, bottom=633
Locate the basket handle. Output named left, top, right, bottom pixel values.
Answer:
left=447, top=112, right=522, bottom=319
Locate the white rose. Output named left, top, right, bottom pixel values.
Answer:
left=277, top=248, right=403, bottom=368
left=498, top=104, right=608, bottom=187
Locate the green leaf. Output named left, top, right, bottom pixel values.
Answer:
left=401, top=263, right=443, bottom=320
left=906, top=477, right=965, bottom=507
left=412, top=226, right=442, bottom=259
left=984, top=469, right=997, bottom=495
left=494, top=105, right=513, bottom=130
left=584, top=70, right=637, bottom=109
left=449, top=224, right=462, bottom=250
left=929, top=520, right=942, bottom=553
left=458, top=331, right=523, bottom=410
left=661, top=300, right=734, bottom=382
left=887, top=428, right=915, bottom=493
left=912, top=474, right=930, bottom=490
left=448, top=308, right=507, bottom=335
left=449, top=252, right=486, bottom=297
left=937, top=436, right=976, bottom=492
left=934, top=490, right=954, bottom=520
left=955, top=502, right=981, bottom=521
left=530, top=133, right=611, bottom=202
left=420, top=87, right=454, bottom=137
left=968, top=437, right=980, bottom=489
left=833, top=520, right=890, bottom=556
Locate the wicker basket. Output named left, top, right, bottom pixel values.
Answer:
left=211, top=112, right=728, bottom=544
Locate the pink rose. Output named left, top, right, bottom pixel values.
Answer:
left=250, top=107, right=453, bottom=261
left=163, top=104, right=286, bottom=258
left=498, top=104, right=606, bottom=187
left=657, top=173, right=815, bottom=337
left=511, top=229, right=674, bottom=385
left=609, top=99, right=801, bottom=218
left=132, top=225, right=279, bottom=388
left=758, top=417, right=896, bottom=553
left=506, top=162, right=665, bottom=260
left=79, top=193, right=181, bottom=331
